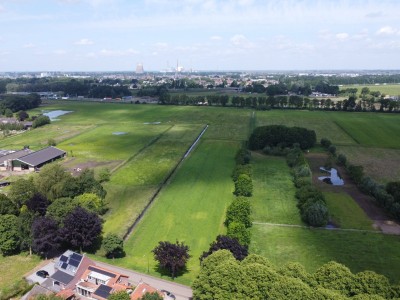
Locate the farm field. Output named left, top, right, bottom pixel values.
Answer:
left=340, top=84, right=400, bottom=96
left=95, top=139, right=239, bottom=285
left=250, top=153, right=302, bottom=225
left=250, top=225, right=400, bottom=282
left=1, top=102, right=399, bottom=289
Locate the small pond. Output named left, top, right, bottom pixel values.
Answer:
left=318, top=167, right=344, bottom=186
left=43, top=110, right=73, bottom=121
left=143, top=122, right=161, bottom=125
left=112, top=132, right=127, bottom=135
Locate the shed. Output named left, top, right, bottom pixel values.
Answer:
left=12, top=146, right=66, bottom=172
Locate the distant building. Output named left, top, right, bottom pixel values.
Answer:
left=136, top=63, right=144, bottom=74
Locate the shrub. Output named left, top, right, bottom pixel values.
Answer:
left=32, top=115, right=50, bottom=128
left=235, top=149, right=251, bottom=165
left=294, top=165, right=311, bottom=178
left=225, top=197, right=252, bottom=228
left=227, top=222, right=251, bottom=247
left=337, top=153, right=347, bottom=166
left=231, top=164, right=252, bottom=182
left=328, top=145, right=336, bottom=156
left=320, top=138, right=332, bottom=148
left=234, top=174, right=253, bottom=197
left=347, top=164, right=364, bottom=184
left=301, top=201, right=329, bottom=227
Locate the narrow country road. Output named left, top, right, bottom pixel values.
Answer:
left=95, top=261, right=193, bottom=300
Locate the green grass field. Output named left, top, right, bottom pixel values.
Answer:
left=0, top=254, right=41, bottom=291
left=324, top=191, right=374, bottom=230
left=340, top=84, right=400, bottom=96
left=251, top=152, right=302, bottom=225
left=96, top=139, right=239, bottom=285
left=1, top=102, right=399, bottom=288
left=250, top=225, right=400, bottom=282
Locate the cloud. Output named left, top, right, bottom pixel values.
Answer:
left=230, top=34, right=254, bottom=48
left=0, top=51, right=9, bottom=56
left=365, top=11, right=384, bottom=18
left=210, top=35, right=222, bottom=41
left=154, top=42, right=168, bottom=51
left=336, top=33, right=349, bottom=41
left=54, top=49, right=67, bottom=55
left=75, top=38, right=94, bottom=45
left=99, top=48, right=139, bottom=56
left=23, top=43, right=36, bottom=48
left=0, top=4, right=4, bottom=13
left=377, top=26, right=398, bottom=35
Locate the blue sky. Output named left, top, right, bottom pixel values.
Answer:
left=1, top=0, right=400, bottom=71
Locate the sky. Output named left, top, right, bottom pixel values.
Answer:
left=1, top=0, right=400, bottom=71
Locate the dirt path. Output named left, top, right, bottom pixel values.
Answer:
left=306, top=152, right=400, bottom=235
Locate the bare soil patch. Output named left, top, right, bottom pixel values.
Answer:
left=63, top=158, right=122, bottom=176
left=306, top=152, right=400, bottom=235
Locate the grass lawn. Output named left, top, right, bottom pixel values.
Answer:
left=251, top=152, right=302, bottom=225
left=324, top=191, right=375, bottom=230
left=250, top=225, right=400, bottom=282
left=0, top=254, right=41, bottom=291
left=95, top=139, right=239, bottom=285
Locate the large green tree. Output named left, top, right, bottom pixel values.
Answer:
left=102, top=233, right=124, bottom=259
left=234, top=174, right=253, bottom=197
left=0, top=214, right=20, bottom=255
left=225, top=196, right=252, bottom=228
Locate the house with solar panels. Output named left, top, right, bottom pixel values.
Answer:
left=50, top=250, right=94, bottom=292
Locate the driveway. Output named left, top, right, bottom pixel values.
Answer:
left=95, top=261, right=193, bottom=300
left=25, top=261, right=57, bottom=285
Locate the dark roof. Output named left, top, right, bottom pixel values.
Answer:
left=0, top=149, right=32, bottom=164
left=94, top=284, right=113, bottom=299
left=15, top=146, right=66, bottom=167
left=51, top=270, right=74, bottom=285
left=88, top=266, right=116, bottom=278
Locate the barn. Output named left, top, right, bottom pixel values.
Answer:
left=12, top=146, right=66, bottom=172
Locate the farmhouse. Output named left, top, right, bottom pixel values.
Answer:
left=12, top=146, right=66, bottom=171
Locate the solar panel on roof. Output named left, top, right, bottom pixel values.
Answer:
left=94, top=284, right=112, bottom=299
left=70, top=253, right=83, bottom=262
left=69, top=258, right=80, bottom=267
left=88, top=266, right=116, bottom=278
left=61, top=262, right=68, bottom=269
left=60, top=255, right=68, bottom=262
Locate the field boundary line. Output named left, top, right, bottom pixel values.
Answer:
left=110, top=125, right=174, bottom=174
left=253, top=221, right=382, bottom=234
left=333, top=120, right=360, bottom=145
left=122, top=124, right=209, bottom=240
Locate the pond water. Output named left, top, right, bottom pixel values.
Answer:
left=43, top=110, right=73, bottom=121
left=318, top=167, right=344, bottom=186
left=143, top=122, right=161, bottom=125
left=112, top=132, right=127, bottom=135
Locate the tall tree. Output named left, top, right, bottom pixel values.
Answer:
left=26, top=193, right=50, bottom=216
left=225, top=196, right=252, bottom=228
left=107, top=290, right=130, bottom=300
left=60, top=207, right=102, bottom=252
left=8, top=178, right=37, bottom=208
left=152, top=241, right=190, bottom=278
left=18, top=209, right=36, bottom=254
left=34, top=164, right=72, bottom=201
left=0, top=193, right=18, bottom=215
left=0, top=214, right=20, bottom=255
left=32, top=216, right=60, bottom=258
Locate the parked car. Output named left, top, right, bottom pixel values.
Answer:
left=161, top=290, right=176, bottom=299
left=36, top=270, right=49, bottom=278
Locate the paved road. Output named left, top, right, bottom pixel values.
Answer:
left=95, top=261, right=193, bottom=300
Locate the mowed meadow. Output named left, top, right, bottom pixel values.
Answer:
left=1, top=101, right=400, bottom=288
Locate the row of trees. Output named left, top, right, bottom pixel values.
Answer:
left=324, top=139, right=400, bottom=221
left=249, top=125, right=317, bottom=151
left=0, top=94, right=41, bottom=113
left=287, top=147, right=329, bottom=227
left=192, top=250, right=400, bottom=299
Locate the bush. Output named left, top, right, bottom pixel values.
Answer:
left=235, top=149, right=251, bottom=165
left=328, top=145, right=336, bottom=156
left=347, top=164, right=364, bottom=185
left=293, top=177, right=311, bottom=188
left=234, top=174, right=253, bottom=197
left=225, top=197, right=252, bottom=228
left=32, top=115, right=50, bottom=128
left=231, top=164, right=252, bottom=182
left=301, top=201, right=329, bottom=227
left=294, top=165, right=311, bottom=178
left=320, top=138, right=332, bottom=148
left=227, top=222, right=251, bottom=247
left=337, top=153, right=347, bottom=166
